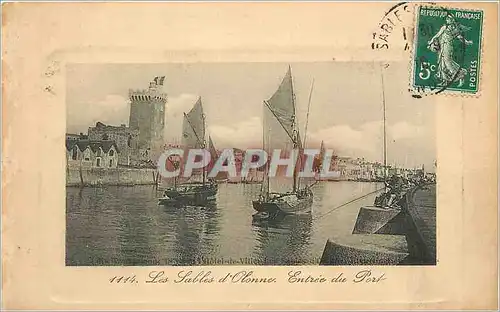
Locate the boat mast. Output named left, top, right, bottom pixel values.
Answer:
left=302, top=78, right=315, bottom=148
left=173, top=158, right=178, bottom=189
left=200, top=98, right=207, bottom=185
left=380, top=63, right=387, bottom=190
left=298, top=78, right=315, bottom=190
left=202, top=115, right=207, bottom=186
left=261, top=104, right=271, bottom=200
left=265, top=125, right=271, bottom=197
left=290, top=66, right=300, bottom=193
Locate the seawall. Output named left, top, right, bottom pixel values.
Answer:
left=320, top=183, right=436, bottom=265
left=66, top=167, right=158, bottom=187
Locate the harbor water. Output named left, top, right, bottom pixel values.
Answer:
left=66, top=181, right=382, bottom=266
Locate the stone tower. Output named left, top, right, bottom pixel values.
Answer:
left=128, top=77, right=167, bottom=159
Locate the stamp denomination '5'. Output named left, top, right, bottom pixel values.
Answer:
left=412, top=6, right=483, bottom=94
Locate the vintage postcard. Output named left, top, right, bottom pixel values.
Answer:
left=2, top=2, right=498, bottom=310
left=65, top=61, right=436, bottom=267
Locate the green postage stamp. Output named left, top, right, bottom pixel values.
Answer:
left=412, top=6, right=483, bottom=94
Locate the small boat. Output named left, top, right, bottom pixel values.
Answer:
left=314, top=141, right=330, bottom=181
left=252, top=188, right=313, bottom=221
left=242, top=171, right=263, bottom=184
left=243, top=180, right=261, bottom=184
left=227, top=177, right=242, bottom=184
left=159, top=181, right=218, bottom=206
left=252, top=66, right=315, bottom=220
left=252, top=211, right=271, bottom=221
left=159, top=97, right=219, bottom=207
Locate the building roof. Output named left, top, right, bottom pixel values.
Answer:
left=66, top=133, right=88, bottom=140
left=89, top=122, right=138, bottom=135
left=66, top=139, right=119, bottom=154
left=95, top=121, right=127, bottom=129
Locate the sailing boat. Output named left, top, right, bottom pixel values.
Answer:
left=315, top=140, right=328, bottom=181
left=208, top=135, right=228, bottom=183
left=242, top=163, right=263, bottom=184
left=242, top=175, right=261, bottom=184
left=159, top=97, right=218, bottom=206
left=252, top=66, right=314, bottom=221
left=367, top=63, right=402, bottom=210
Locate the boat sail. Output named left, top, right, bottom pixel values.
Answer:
left=208, top=135, right=228, bottom=183
left=314, top=140, right=341, bottom=182
left=159, top=97, right=218, bottom=206
left=252, top=66, right=313, bottom=221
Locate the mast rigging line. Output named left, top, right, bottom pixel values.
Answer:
left=297, top=78, right=315, bottom=191
left=183, top=112, right=206, bottom=150
left=312, top=187, right=385, bottom=221
left=263, top=101, right=297, bottom=146
left=380, top=63, right=388, bottom=192
left=302, top=78, right=315, bottom=150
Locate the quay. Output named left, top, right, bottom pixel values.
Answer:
left=66, top=167, right=159, bottom=187
left=320, top=183, right=436, bottom=265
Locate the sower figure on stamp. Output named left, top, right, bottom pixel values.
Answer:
left=427, top=13, right=473, bottom=87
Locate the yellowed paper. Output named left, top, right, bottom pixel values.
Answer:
left=2, top=2, right=498, bottom=310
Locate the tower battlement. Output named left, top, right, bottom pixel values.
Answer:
left=128, top=89, right=167, bottom=102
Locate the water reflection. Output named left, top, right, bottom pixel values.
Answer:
left=164, top=204, right=221, bottom=265
left=252, top=214, right=313, bottom=265
left=66, top=182, right=381, bottom=266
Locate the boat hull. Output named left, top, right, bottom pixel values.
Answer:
left=252, top=192, right=313, bottom=220
left=159, top=183, right=218, bottom=206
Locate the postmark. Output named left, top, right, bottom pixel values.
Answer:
left=411, top=6, right=483, bottom=95
left=371, top=2, right=414, bottom=51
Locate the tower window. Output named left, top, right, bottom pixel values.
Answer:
left=109, top=159, right=113, bottom=167
left=109, top=149, right=114, bottom=156
left=72, top=147, right=78, bottom=160
left=96, top=158, right=101, bottom=167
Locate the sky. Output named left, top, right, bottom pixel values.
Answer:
left=66, top=62, right=436, bottom=170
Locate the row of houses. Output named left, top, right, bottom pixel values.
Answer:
left=66, top=134, right=432, bottom=179
left=67, top=122, right=161, bottom=170
left=66, top=136, right=120, bottom=169
left=335, top=156, right=432, bottom=181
